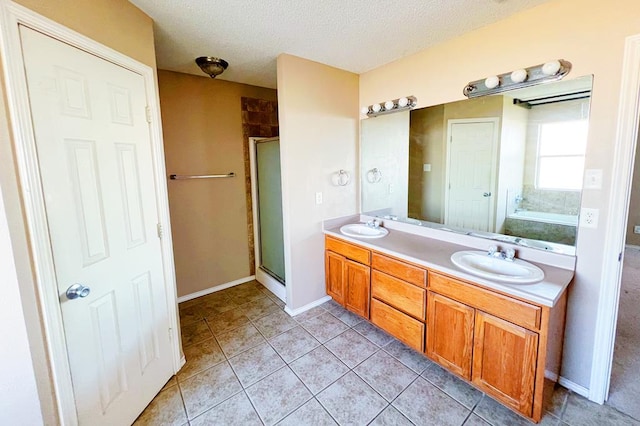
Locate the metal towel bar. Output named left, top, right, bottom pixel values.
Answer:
left=169, top=172, right=235, bottom=180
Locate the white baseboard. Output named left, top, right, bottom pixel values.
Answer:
left=176, top=276, right=256, bottom=303
left=256, top=268, right=285, bottom=302
left=284, top=295, right=332, bottom=317
left=558, top=376, right=590, bottom=398
left=625, top=244, right=640, bottom=250
left=545, top=370, right=559, bottom=381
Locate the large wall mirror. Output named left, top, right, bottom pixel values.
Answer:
left=361, top=75, right=593, bottom=254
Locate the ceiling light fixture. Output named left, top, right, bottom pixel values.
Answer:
left=361, top=96, right=417, bottom=117
left=463, top=59, right=571, bottom=98
left=195, top=56, right=229, bottom=78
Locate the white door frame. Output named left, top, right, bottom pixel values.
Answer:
left=249, top=137, right=286, bottom=302
left=0, top=2, right=183, bottom=424
left=589, top=33, right=640, bottom=403
left=444, top=118, right=499, bottom=231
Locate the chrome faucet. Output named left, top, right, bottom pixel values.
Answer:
left=487, top=245, right=516, bottom=261
left=366, top=219, right=381, bottom=229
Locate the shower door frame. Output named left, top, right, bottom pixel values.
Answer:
left=249, top=137, right=286, bottom=302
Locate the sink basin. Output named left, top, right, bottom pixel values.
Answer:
left=450, top=251, right=544, bottom=284
left=340, top=223, right=389, bottom=239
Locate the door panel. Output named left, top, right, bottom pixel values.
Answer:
left=426, top=292, right=474, bottom=379
left=20, top=26, right=172, bottom=425
left=472, top=311, right=538, bottom=416
left=446, top=120, right=497, bottom=232
left=256, top=138, right=285, bottom=281
left=325, top=251, right=345, bottom=305
left=344, top=259, right=371, bottom=318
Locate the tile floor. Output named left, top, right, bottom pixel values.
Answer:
left=134, top=281, right=640, bottom=426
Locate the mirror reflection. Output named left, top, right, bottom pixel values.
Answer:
left=361, top=76, right=593, bottom=254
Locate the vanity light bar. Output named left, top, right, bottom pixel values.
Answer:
left=463, top=59, right=572, bottom=98
left=361, top=95, right=417, bottom=117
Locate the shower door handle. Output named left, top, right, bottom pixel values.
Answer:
left=483, top=192, right=492, bottom=197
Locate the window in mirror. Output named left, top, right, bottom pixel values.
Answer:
left=536, top=120, right=588, bottom=190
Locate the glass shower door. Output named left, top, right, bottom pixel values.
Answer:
left=256, top=138, right=285, bottom=283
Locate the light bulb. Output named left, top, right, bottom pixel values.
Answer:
left=361, top=106, right=370, bottom=115
left=542, top=60, right=561, bottom=76
left=511, top=69, right=527, bottom=83
left=398, top=97, right=409, bottom=107
left=484, top=75, right=500, bottom=89
left=372, top=103, right=382, bottom=113
left=384, top=101, right=395, bottom=110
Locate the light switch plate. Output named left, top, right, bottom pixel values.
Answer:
left=315, top=192, right=322, bottom=205
left=580, top=207, right=599, bottom=229
left=423, top=164, right=432, bottom=172
left=584, top=169, right=603, bottom=189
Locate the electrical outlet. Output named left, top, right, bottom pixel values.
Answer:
left=315, top=192, right=323, bottom=205
left=634, top=225, right=640, bottom=234
left=389, top=183, right=395, bottom=194
left=580, top=207, right=599, bottom=229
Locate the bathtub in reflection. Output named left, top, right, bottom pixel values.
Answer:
left=505, top=210, right=577, bottom=246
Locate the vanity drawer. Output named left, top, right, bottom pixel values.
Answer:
left=371, top=270, right=426, bottom=320
left=325, top=236, right=370, bottom=265
left=372, top=253, right=426, bottom=287
left=428, top=272, right=541, bottom=330
left=370, top=298, right=424, bottom=352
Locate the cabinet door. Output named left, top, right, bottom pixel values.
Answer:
left=325, top=251, right=345, bottom=305
left=472, top=311, right=538, bottom=417
left=426, top=292, right=474, bottom=379
left=345, top=259, right=371, bottom=318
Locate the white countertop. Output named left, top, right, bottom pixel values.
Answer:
left=323, top=218, right=573, bottom=307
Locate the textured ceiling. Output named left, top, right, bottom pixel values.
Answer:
left=130, top=0, right=550, bottom=89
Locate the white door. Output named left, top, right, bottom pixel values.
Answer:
left=445, top=119, right=498, bottom=232
left=20, top=26, right=173, bottom=425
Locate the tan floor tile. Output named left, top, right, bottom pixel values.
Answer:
left=177, top=338, right=226, bottom=381
left=181, top=319, right=212, bottom=347
left=133, top=384, right=186, bottom=426
left=206, top=309, right=250, bottom=335
left=216, top=322, right=266, bottom=357
left=179, top=361, right=242, bottom=420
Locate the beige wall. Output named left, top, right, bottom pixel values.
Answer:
left=409, top=105, right=444, bottom=222
left=361, top=111, right=410, bottom=218
left=0, top=181, right=42, bottom=424
left=361, top=0, right=640, bottom=389
left=0, top=0, right=157, bottom=422
left=14, top=0, right=156, bottom=67
left=277, top=54, right=359, bottom=310
left=158, top=70, right=277, bottom=297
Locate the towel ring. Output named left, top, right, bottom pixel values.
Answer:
left=335, top=169, right=350, bottom=186
left=367, top=168, right=382, bottom=183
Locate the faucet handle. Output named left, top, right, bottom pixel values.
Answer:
left=505, top=248, right=516, bottom=261
left=487, top=245, right=498, bottom=256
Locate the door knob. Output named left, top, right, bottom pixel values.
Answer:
left=66, top=283, right=91, bottom=300
left=483, top=192, right=492, bottom=197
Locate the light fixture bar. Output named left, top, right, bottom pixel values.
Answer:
left=463, top=60, right=572, bottom=98
left=361, top=96, right=417, bottom=117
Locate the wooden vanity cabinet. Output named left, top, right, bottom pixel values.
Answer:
left=324, top=236, right=567, bottom=423
left=344, top=260, right=370, bottom=318
left=425, top=292, right=474, bottom=380
left=472, top=311, right=538, bottom=416
left=325, top=236, right=371, bottom=318
left=370, top=252, right=427, bottom=351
